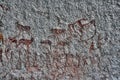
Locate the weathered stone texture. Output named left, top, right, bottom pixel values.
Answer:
left=0, top=0, right=120, bottom=80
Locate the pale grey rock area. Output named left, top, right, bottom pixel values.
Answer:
left=0, top=0, right=120, bottom=80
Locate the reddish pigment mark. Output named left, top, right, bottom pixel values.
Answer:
left=27, top=65, right=40, bottom=72
left=0, top=48, right=2, bottom=62
left=40, top=40, right=52, bottom=45
left=17, top=37, right=34, bottom=49
left=82, top=56, right=88, bottom=65
left=89, top=19, right=96, bottom=26
left=56, top=40, right=69, bottom=46
left=97, top=34, right=104, bottom=49
left=0, top=33, right=4, bottom=44
left=15, top=21, right=31, bottom=35
left=0, top=4, right=9, bottom=11
left=68, top=23, right=75, bottom=33
left=89, top=41, right=95, bottom=53
left=4, top=45, right=12, bottom=60
left=8, top=37, right=17, bottom=44
left=40, top=39, right=52, bottom=50
left=75, top=18, right=88, bottom=28
left=50, top=28, right=66, bottom=35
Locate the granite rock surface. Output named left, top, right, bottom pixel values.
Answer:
left=0, top=0, right=120, bottom=80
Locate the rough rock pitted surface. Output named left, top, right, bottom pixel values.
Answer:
left=0, top=0, right=120, bottom=80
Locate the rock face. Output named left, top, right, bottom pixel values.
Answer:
left=0, top=0, right=120, bottom=80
